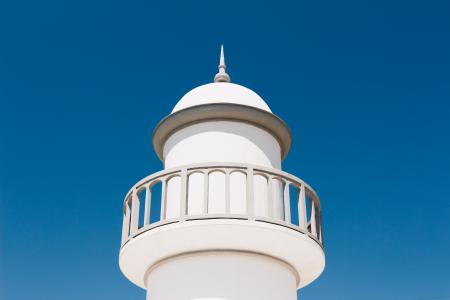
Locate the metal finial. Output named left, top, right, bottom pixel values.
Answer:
left=214, top=45, right=231, bottom=83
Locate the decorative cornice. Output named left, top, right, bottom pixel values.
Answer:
left=152, top=103, right=292, bottom=161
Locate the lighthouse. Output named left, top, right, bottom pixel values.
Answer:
left=119, top=46, right=325, bottom=300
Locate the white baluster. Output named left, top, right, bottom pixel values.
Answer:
left=160, top=179, right=167, bottom=220
left=298, top=185, right=307, bottom=230
left=203, top=171, right=209, bottom=214
left=144, top=185, right=151, bottom=226
left=225, top=170, right=230, bottom=214
left=283, top=182, right=291, bottom=223
left=121, top=198, right=131, bottom=244
left=246, top=167, right=254, bottom=220
left=130, top=189, right=140, bottom=235
left=310, top=199, right=317, bottom=237
left=180, top=169, right=188, bottom=221
left=267, top=176, right=273, bottom=218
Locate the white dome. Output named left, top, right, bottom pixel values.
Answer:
left=172, top=82, right=272, bottom=113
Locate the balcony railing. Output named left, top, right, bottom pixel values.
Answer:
left=121, top=163, right=323, bottom=248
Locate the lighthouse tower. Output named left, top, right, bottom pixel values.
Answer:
left=119, top=46, right=325, bottom=300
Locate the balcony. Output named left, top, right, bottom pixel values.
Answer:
left=121, top=163, right=323, bottom=249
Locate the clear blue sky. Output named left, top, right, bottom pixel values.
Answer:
left=1, top=0, right=449, bottom=299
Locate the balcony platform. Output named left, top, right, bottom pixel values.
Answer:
left=119, top=218, right=324, bottom=289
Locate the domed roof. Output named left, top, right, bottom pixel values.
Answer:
left=172, top=82, right=272, bottom=113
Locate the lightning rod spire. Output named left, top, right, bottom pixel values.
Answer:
left=214, top=45, right=231, bottom=83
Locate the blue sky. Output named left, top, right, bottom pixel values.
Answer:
left=1, top=0, right=449, bottom=299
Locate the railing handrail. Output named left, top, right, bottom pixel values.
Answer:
left=121, top=162, right=323, bottom=248
left=124, top=162, right=320, bottom=209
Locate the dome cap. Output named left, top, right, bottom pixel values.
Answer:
left=172, top=82, right=272, bottom=113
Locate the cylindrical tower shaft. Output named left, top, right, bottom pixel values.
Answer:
left=146, top=252, right=297, bottom=300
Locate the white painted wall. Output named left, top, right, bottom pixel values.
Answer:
left=163, top=121, right=281, bottom=169
left=146, top=252, right=297, bottom=300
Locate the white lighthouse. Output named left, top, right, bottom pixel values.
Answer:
left=119, top=46, right=325, bottom=300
